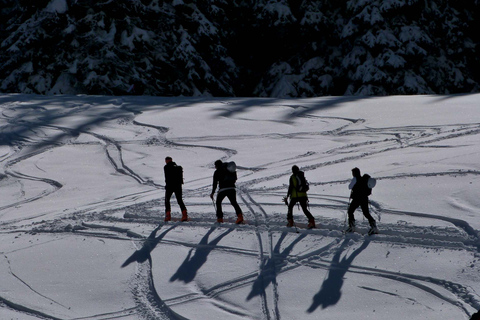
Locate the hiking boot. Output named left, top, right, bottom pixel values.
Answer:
left=217, top=218, right=224, bottom=223
left=345, top=220, right=355, bottom=233
left=181, top=209, right=189, bottom=222
left=164, top=211, right=171, bottom=222
left=307, top=219, right=316, bottom=229
left=235, top=214, right=244, bottom=224
left=368, top=226, right=379, bottom=235
left=286, top=219, right=294, bottom=228
left=368, top=221, right=378, bottom=235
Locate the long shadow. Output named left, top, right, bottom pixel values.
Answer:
left=0, top=94, right=199, bottom=149
left=307, top=238, right=370, bottom=313
left=246, top=232, right=307, bottom=301
left=0, top=95, right=373, bottom=150
left=121, top=224, right=176, bottom=268
left=214, top=98, right=281, bottom=118
left=286, top=96, right=374, bottom=120
left=169, top=227, right=234, bottom=283
left=213, top=96, right=374, bottom=121
left=432, top=92, right=477, bottom=103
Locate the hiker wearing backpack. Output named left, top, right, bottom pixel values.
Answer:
left=284, top=165, right=315, bottom=229
left=346, top=167, right=377, bottom=235
left=210, top=160, right=244, bottom=224
left=164, top=157, right=188, bottom=222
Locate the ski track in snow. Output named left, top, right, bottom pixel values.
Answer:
left=1, top=97, right=480, bottom=319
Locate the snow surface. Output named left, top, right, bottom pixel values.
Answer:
left=0, top=94, right=479, bottom=319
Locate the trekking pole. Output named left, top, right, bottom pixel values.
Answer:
left=283, top=197, right=299, bottom=233
left=212, top=198, right=217, bottom=212
left=210, top=190, right=217, bottom=212
left=344, top=197, right=351, bottom=230
left=369, top=199, right=380, bottom=222
left=293, top=222, right=299, bottom=233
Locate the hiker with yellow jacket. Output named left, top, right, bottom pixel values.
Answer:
left=284, top=165, right=315, bottom=229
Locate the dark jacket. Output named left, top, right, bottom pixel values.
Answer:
left=212, top=166, right=237, bottom=194
left=164, top=161, right=182, bottom=188
left=350, top=175, right=370, bottom=199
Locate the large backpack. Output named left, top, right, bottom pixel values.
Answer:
left=363, top=174, right=376, bottom=195
left=174, top=164, right=184, bottom=184
left=296, top=171, right=310, bottom=192
left=223, top=161, right=237, bottom=183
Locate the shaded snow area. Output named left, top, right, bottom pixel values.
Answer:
left=1, top=94, right=480, bottom=320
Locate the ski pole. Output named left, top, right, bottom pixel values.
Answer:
left=212, top=197, right=217, bottom=212
left=369, top=199, right=380, bottom=222
left=344, top=197, right=351, bottom=229
left=283, top=197, right=299, bottom=233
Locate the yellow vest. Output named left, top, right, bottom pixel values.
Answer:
left=290, top=174, right=307, bottom=198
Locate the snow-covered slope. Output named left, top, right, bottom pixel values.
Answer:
left=0, top=94, right=479, bottom=319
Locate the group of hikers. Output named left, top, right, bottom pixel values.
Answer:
left=163, top=156, right=378, bottom=235
left=163, top=158, right=480, bottom=318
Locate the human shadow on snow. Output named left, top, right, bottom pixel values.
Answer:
left=169, top=227, right=234, bottom=283
left=307, top=238, right=370, bottom=313
left=121, top=224, right=176, bottom=268
left=246, top=232, right=307, bottom=301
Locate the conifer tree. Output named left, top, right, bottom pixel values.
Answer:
left=0, top=0, right=478, bottom=96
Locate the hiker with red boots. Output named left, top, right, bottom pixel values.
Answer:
left=284, top=165, right=316, bottom=229
left=210, top=160, right=244, bottom=224
left=164, top=157, right=188, bottom=222
left=346, top=167, right=378, bottom=235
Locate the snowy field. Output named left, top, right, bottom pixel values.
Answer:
left=0, top=94, right=479, bottom=320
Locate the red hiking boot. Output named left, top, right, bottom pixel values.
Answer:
left=164, top=211, right=171, bottom=222
left=235, top=214, right=244, bottom=224
left=181, top=209, right=189, bottom=222
left=307, top=219, right=316, bottom=229
left=286, top=219, right=294, bottom=227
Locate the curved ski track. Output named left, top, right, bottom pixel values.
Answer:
left=1, top=99, right=479, bottom=319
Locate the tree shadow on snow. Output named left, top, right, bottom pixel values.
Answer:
left=0, top=94, right=375, bottom=151
left=284, top=96, right=375, bottom=120
left=121, top=224, right=176, bottom=268
left=0, top=94, right=204, bottom=150
left=246, top=232, right=307, bottom=301
left=169, top=227, right=233, bottom=283
left=307, top=238, right=370, bottom=313
left=213, top=96, right=374, bottom=122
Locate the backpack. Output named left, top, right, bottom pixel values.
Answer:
left=174, top=164, right=184, bottom=184
left=363, top=174, right=375, bottom=195
left=223, top=161, right=237, bottom=183
left=296, top=171, right=310, bottom=192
